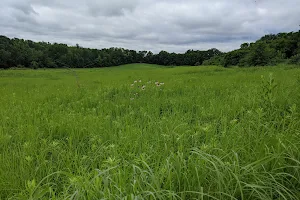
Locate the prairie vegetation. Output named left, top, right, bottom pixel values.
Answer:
left=1, top=64, right=300, bottom=199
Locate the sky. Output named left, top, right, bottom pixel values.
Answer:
left=0, top=0, right=299, bottom=53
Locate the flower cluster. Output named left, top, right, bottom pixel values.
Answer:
left=129, top=79, right=165, bottom=100
left=131, top=80, right=165, bottom=90
left=155, top=81, right=164, bottom=87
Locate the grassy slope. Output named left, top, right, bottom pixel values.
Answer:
left=0, top=64, right=300, bottom=199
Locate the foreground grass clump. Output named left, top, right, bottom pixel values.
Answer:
left=0, top=64, right=300, bottom=199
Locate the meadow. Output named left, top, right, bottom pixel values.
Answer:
left=0, top=64, right=300, bottom=199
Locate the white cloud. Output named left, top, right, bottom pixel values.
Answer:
left=0, top=0, right=299, bottom=53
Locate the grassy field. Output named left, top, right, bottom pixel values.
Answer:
left=0, top=64, right=300, bottom=199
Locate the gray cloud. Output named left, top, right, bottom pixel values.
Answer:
left=87, top=0, right=138, bottom=17
left=13, top=3, right=38, bottom=15
left=0, top=0, right=299, bottom=53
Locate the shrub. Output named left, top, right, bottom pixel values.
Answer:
left=289, top=54, right=300, bottom=65
left=203, top=55, right=224, bottom=66
left=30, top=61, right=39, bottom=69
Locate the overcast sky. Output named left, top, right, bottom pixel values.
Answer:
left=0, top=0, right=299, bottom=53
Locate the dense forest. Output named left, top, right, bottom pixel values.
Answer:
left=0, top=30, right=299, bottom=69
left=205, top=30, right=300, bottom=67
left=0, top=36, right=221, bottom=69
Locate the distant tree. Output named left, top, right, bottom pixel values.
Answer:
left=194, top=62, right=201, bottom=66
left=245, top=42, right=277, bottom=66
left=138, top=51, right=147, bottom=62
left=144, top=51, right=153, bottom=63
left=157, top=51, right=170, bottom=65
left=289, top=54, right=300, bottom=65
left=30, top=61, right=39, bottom=69
left=203, top=55, right=225, bottom=66
left=223, top=50, right=248, bottom=67
left=240, top=43, right=249, bottom=49
left=0, top=49, right=11, bottom=68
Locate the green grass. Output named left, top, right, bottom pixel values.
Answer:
left=0, top=64, right=300, bottom=199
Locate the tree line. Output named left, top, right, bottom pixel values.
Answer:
left=1, top=30, right=299, bottom=69
left=204, top=30, right=300, bottom=67
left=0, top=36, right=222, bottom=69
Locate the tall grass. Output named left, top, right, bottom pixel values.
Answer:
left=0, top=64, right=299, bottom=199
